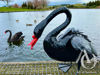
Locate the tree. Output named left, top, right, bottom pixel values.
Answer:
left=27, top=1, right=33, bottom=9
left=29, top=0, right=48, bottom=9
left=22, top=2, right=27, bottom=8
left=41, top=0, right=48, bottom=8
left=33, top=0, right=39, bottom=9
left=86, top=0, right=100, bottom=7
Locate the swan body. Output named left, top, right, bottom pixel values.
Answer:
left=5, top=30, right=25, bottom=44
left=28, top=7, right=97, bottom=72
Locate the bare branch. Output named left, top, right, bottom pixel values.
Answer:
left=28, top=0, right=48, bottom=9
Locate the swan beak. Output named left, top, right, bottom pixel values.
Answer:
left=4, top=32, right=6, bottom=34
left=28, top=35, right=38, bottom=50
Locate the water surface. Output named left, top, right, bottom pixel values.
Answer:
left=0, top=9, right=100, bottom=62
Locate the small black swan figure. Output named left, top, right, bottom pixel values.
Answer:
left=5, top=30, right=25, bottom=45
left=28, top=7, right=97, bottom=74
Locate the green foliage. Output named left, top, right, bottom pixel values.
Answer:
left=67, top=5, right=74, bottom=8
left=66, top=4, right=86, bottom=8
left=22, top=2, right=34, bottom=9
left=86, top=0, right=100, bottom=8
left=22, top=2, right=27, bottom=8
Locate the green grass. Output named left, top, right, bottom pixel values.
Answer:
left=0, top=5, right=99, bottom=12
left=0, top=7, right=32, bottom=12
left=0, top=7, right=54, bottom=12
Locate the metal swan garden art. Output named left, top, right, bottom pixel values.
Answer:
left=28, top=7, right=99, bottom=74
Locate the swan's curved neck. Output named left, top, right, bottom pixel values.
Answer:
left=34, top=7, right=72, bottom=38
left=7, top=30, right=12, bottom=42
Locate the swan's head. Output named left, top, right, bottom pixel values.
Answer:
left=28, top=27, right=43, bottom=50
left=28, top=21, right=44, bottom=50
left=5, top=30, right=10, bottom=34
left=28, top=34, right=38, bottom=50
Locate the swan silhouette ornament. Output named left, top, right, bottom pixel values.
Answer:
left=28, top=7, right=97, bottom=73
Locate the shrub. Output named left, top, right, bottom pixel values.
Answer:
left=22, top=2, right=27, bottom=8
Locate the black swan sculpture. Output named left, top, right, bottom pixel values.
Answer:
left=28, top=7, right=97, bottom=73
left=5, top=30, right=25, bottom=45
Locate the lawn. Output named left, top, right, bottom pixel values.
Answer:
left=0, top=7, right=53, bottom=12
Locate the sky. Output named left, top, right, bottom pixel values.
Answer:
left=48, top=0, right=95, bottom=3
left=0, top=0, right=96, bottom=7
left=48, top=0, right=96, bottom=5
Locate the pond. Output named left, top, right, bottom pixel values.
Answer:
left=0, top=9, right=100, bottom=62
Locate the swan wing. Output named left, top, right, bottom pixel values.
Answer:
left=71, top=35, right=97, bottom=56
left=11, top=32, right=23, bottom=42
left=56, top=28, right=76, bottom=41
left=18, top=36, right=25, bottom=41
